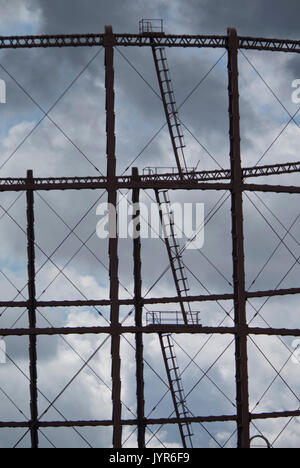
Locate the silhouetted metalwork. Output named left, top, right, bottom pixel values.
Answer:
left=0, top=159, right=298, bottom=190
left=0, top=24, right=299, bottom=449
left=132, top=167, right=146, bottom=448
left=1, top=32, right=300, bottom=53
left=104, top=25, right=122, bottom=448
left=227, top=28, right=250, bottom=448
left=26, top=169, right=39, bottom=449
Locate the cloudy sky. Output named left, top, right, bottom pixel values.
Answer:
left=0, top=0, right=299, bottom=448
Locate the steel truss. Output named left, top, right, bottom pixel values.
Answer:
left=0, top=24, right=299, bottom=449
left=1, top=33, right=300, bottom=53
left=0, top=159, right=298, bottom=191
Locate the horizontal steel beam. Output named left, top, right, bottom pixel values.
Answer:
left=0, top=179, right=299, bottom=193
left=1, top=325, right=300, bottom=337
left=243, top=183, right=300, bottom=194
left=0, top=409, right=299, bottom=429
left=246, top=287, right=300, bottom=299
left=0, top=160, right=299, bottom=191
left=0, top=160, right=299, bottom=190
left=248, top=327, right=300, bottom=337
left=239, top=36, right=300, bottom=53
left=0, top=33, right=300, bottom=53
left=0, top=415, right=237, bottom=429
left=1, top=287, right=299, bottom=309
left=0, top=180, right=231, bottom=191
left=250, top=409, right=300, bottom=420
left=0, top=325, right=235, bottom=336
left=142, top=161, right=300, bottom=182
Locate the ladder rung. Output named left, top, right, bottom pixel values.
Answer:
left=173, top=380, right=183, bottom=386
left=172, top=252, right=182, bottom=258
left=164, top=220, right=175, bottom=225
left=175, top=268, right=185, bottom=273
left=167, top=110, right=178, bottom=117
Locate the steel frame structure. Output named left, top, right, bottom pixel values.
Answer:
left=0, top=25, right=299, bottom=449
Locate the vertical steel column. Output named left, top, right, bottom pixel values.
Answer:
left=227, top=28, right=250, bottom=448
left=104, top=25, right=122, bottom=448
left=132, top=167, right=146, bottom=448
left=26, top=169, right=38, bottom=448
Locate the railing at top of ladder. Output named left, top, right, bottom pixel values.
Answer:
left=142, top=162, right=200, bottom=176
left=139, top=19, right=164, bottom=35
left=147, top=312, right=196, bottom=448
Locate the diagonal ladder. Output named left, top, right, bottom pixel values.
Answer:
left=159, top=332, right=193, bottom=447
left=151, top=46, right=188, bottom=175
left=150, top=38, right=198, bottom=448
left=154, top=189, right=195, bottom=448
left=155, top=189, right=196, bottom=326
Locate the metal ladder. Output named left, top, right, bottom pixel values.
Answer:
left=151, top=46, right=188, bottom=174
left=155, top=189, right=196, bottom=325
left=149, top=35, right=197, bottom=448
left=155, top=188, right=195, bottom=448
left=159, top=333, right=193, bottom=447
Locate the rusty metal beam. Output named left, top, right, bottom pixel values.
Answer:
left=0, top=158, right=298, bottom=192
left=227, top=28, right=250, bottom=449
left=132, top=167, right=146, bottom=448
left=26, top=170, right=39, bottom=449
left=242, top=183, right=300, bottom=194
left=0, top=325, right=234, bottom=336
left=0, top=179, right=231, bottom=191
left=2, top=286, right=298, bottom=309
left=0, top=180, right=299, bottom=192
left=104, top=25, right=122, bottom=448
left=0, top=414, right=237, bottom=428
left=2, top=408, right=300, bottom=430
left=2, top=324, right=300, bottom=337
left=1, top=32, right=300, bottom=53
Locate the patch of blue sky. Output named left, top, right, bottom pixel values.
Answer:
left=0, top=60, right=45, bottom=138
left=0, top=111, right=43, bottom=140
left=254, top=102, right=299, bottom=127
left=1, top=15, right=40, bottom=37
left=0, top=258, right=26, bottom=276
left=60, top=305, right=110, bottom=326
